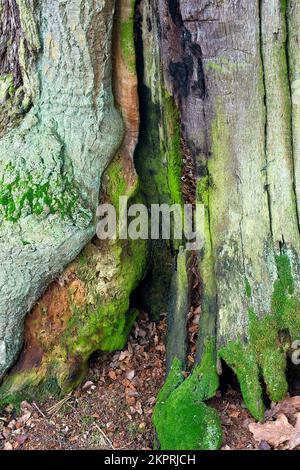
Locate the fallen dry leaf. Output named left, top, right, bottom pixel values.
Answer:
left=229, top=409, right=240, bottom=419
left=125, top=370, right=135, bottom=381
left=82, top=381, right=94, bottom=392
left=20, top=402, right=33, bottom=413
left=135, top=401, right=143, bottom=415
left=108, top=371, right=117, bottom=381
left=265, top=396, right=300, bottom=420
left=249, top=413, right=300, bottom=450
left=17, top=412, right=32, bottom=425
left=15, top=434, right=28, bottom=445
left=4, top=442, right=13, bottom=451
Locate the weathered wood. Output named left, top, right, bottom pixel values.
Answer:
left=152, top=0, right=300, bottom=427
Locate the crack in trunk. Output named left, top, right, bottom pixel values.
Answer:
left=259, top=0, right=274, bottom=242
left=286, top=0, right=300, bottom=234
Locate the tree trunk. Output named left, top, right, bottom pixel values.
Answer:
left=1, top=0, right=300, bottom=452
left=0, top=0, right=148, bottom=400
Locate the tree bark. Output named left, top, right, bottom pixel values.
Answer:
left=0, top=0, right=124, bottom=378
left=145, top=0, right=300, bottom=449
left=0, top=0, right=149, bottom=400
left=1, top=0, right=300, bottom=452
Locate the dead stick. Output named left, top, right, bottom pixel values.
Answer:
left=94, top=423, right=115, bottom=450
left=32, top=402, right=47, bottom=419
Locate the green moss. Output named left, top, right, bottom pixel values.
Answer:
left=220, top=310, right=288, bottom=420
left=208, top=99, right=232, bottom=241
left=105, top=159, right=128, bottom=208
left=163, top=92, right=183, bottom=207
left=153, top=340, right=222, bottom=450
left=60, top=146, right=148, bottom=371
left=281, top=0, right=287, bottom=16
left=135, top=86, right=183, bottom=208
left=64, top=240, right=147, bottom=360
left=220, top=252, right=300, bottom=419
left=271, top=254, right=300, bottom=338
left=134, top=85, right=183, bottom=316
left=175, top=338, right=219, bottom=401
left=0, top=366, right=62, bottom=410
left=197, top=176, right=210, bottom=206
left=249, top=309, right=288, bottom=402
left=245, top=278, right=252, bottom=298
left=61, top=161, right=148, bottom=361
left=219, top=341, right=264, bottom=421
left=0, top=163, right=89, bottom=222
left=120, top=0, right=136, bottom=73
left=154, top=357, right=185, bottom=406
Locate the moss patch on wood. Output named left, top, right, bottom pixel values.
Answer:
left=153, top=339, right=222, bottom=450
left=219, top=252, right=300, bottom=421
left=0, top=151, right=148, bottom=407
left=0, top=163, right=88, bottom=223
left=120, top=0, right=136, bottom=74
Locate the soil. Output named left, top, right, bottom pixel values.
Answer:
left=0, top=312, right=272, bottom=451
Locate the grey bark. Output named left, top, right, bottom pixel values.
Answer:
left=0, top=0, right=123, bottom=378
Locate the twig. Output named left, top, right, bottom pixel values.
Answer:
left=32, top=402, right=47, bottom=419
left=94, top=423, right=115, bottom=450
left=66, top=402, right=79, bottom=414
left=47, top=394, right=72, bottom=417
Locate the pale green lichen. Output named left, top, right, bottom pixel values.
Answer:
left=16, top=0, right=40, bottom=51
left=153, top=340, right=222, bottom=450
left=0, top=1, right=39, bottom=137
left=0, top=74, right=15, bottom=102
left=205, top=58, right=247, bottom=75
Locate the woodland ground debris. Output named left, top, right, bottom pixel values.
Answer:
left=2, top=310, right=300, bottom=451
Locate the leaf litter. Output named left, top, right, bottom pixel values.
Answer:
left=1, top=309, right=300, bottom=451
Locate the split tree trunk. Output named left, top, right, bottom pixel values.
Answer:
left=1, top=0, right=300, bottom=452
left=139, top=0, right=300, bottom=449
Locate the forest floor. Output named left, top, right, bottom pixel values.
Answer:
left=0, top=311, right=299, bottom=451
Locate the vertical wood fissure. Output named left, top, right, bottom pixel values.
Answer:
left=286, top=0, right=300, bottom=234
left=259, top=0, right=274, bottom=242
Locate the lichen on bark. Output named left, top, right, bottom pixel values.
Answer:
left=216, top=0, right=300, bottom=420
left=0, top=0, right=40, bottom=136
left=151, top=0, right=300, bottom=446
left=0, top=0, right=150, bottom=403
left=0, top=0, right=124, bottom=380
left=2, top=0, right=300, bottom=453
